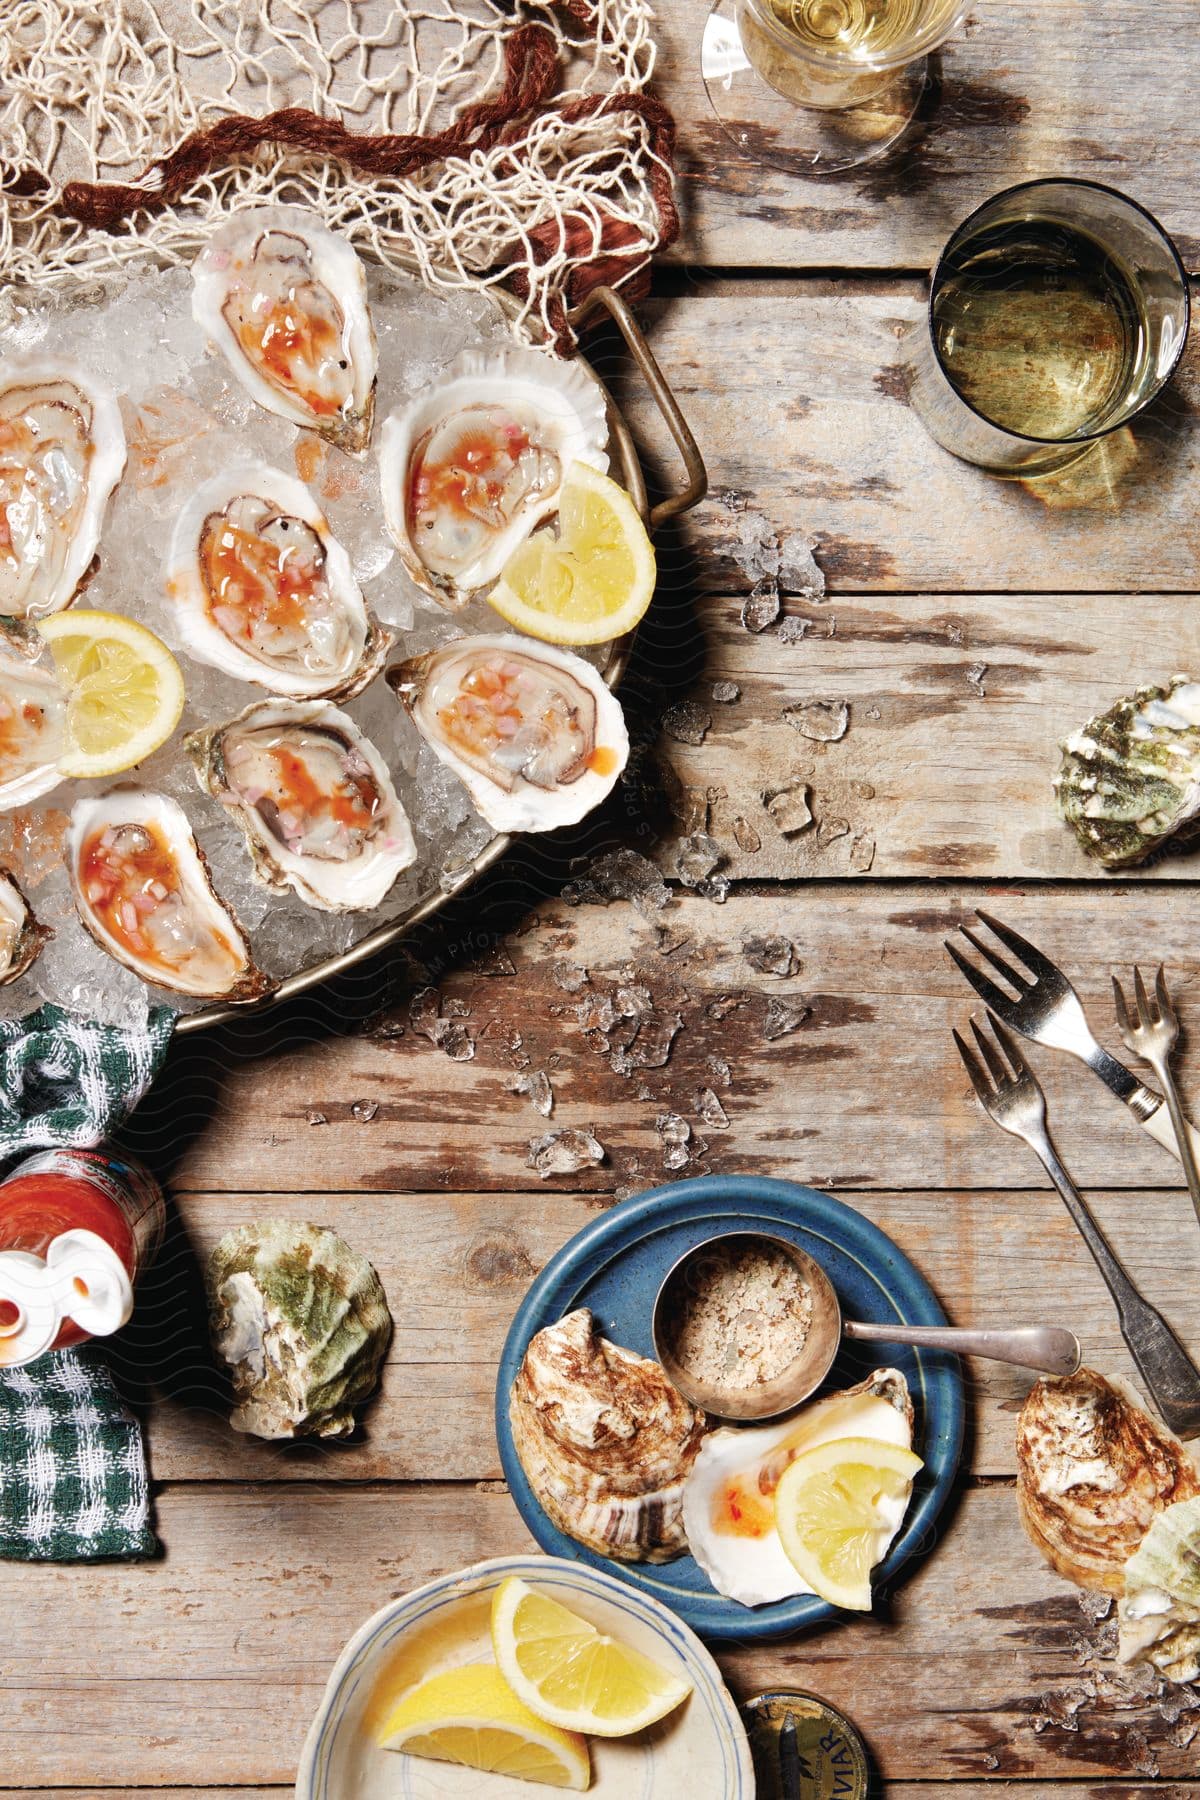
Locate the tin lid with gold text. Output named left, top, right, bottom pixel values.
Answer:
left=743, top=1691, right=870, bottom=1800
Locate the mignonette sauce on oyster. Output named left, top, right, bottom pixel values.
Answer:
left=387, top=634, right=628, bottom=833
left=191, top=206, right=377, bottom=451
left=378, top=345, right=609, bottom=610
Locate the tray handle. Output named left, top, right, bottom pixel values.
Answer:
left=568, top=284, right=707, bottom=529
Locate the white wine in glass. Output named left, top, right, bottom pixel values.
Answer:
left=702, top=0, right=966, bottom=174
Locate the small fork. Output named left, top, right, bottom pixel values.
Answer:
left=954, top=1011, right=1200, bottom=1438
left=1113, top=965, right=1200, bottom=1230
left=945, top=911, right=1200, bottom=1169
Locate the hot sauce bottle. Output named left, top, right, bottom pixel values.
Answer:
left=0, top=1147, right=165, bottom=1367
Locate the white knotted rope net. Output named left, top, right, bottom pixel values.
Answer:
left=0, top=0, right=674, bottom=345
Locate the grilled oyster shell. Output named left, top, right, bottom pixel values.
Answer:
left=1054, top=677, right=1200, bottom=866
left=1017, top=1369, right=1200, bottom=1593
left=509, top=1307, right=709, bottom=1563
left=1118, top=1495, right=1200, bottom=1683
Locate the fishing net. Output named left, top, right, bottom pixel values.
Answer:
left=0, top=0, right=678, bottom=348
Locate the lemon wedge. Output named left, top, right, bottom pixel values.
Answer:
left=378, top=1663, right=590, bottom=1790
left=486, top=462, right=655, bottom=646
left=37, top=609, right=184, bottom=779
left=774, top=1436, right=925, bottom=1612
left=491, top=1575, right=691, bottom=1739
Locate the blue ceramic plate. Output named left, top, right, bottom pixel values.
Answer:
left=497, top=1175, right=965, bottom=1641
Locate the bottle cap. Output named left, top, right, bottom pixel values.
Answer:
left=742, top=1690, right=870, bottom=1800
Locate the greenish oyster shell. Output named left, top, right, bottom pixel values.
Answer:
left=1119, top=1495, right=1200, bottom=1683
left=1054, top=677, right=1200, bottom=867
left=206, top=1220, right=391, bottom=1440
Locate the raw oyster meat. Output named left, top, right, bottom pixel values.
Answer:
left=186, top=698, right=416, bottom=912
left=207, top=1219, right=392, bottom=1440
left=66, top=786, right=273, bottom=1002
left=1054, top=677, right=1200, bottom=866
left=682, top=1368, right=915, bottom=1608
left=509, top=1308, right=709, bottom=1563
left=1119, top=1495, right=1200, bottom=1683
left=0, top=867, right=49, bottom=984
left=1017, top=1368, right=1200, bottom=1593
left=0, top=358, right=126, bottom=621
left=191, top=206, right=377, bottom=451
left=165, top=462, right=389, bottom=699
left=0, top=648, right=65, bottom=810
left=378, top=346, right=608, bottom=608
left=388, top=634, right=628, bottom=832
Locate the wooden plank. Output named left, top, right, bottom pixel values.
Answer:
left=632, top=586, right=1200, bottom=882
left=164, top=886, right=1200, bottom=1195
left=0, top=1484, right=1194, bottom=1786
left=615, top=290, right=1200, bottom=594
left=135, top=1187, right=1200, bottom=1483
left=652, top=0, right=1200, bottom=271
left=4, top=1792, right=1191, bottom=1800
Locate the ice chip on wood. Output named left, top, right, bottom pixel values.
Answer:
left=784, top=698, right=849, bottom=742
left=743, top=934, right=799, bottom=977
left=656, top=1111, right=692, bottom=1170
left=505, top=1068, right=554, bottom=1116
left=765, top=783, right=814, bottom=835
left=763, top=996, right=811, bottom=1040
left=675, top=832, right=723, bottom=887
left=712, top=680, right=741, bottom=703
left=527, top=1128, right=605, bottom=1178
left=740, top=580, right=780, bottom=634
left=696, top=1086, right=729, bottom=1129
left=563, top=848, right=671, bottom=916
left=662, top=699, right=712, bottom=745
left=778, top=532, right=825, bottom=597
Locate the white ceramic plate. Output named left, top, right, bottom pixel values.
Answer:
left=296, top=1554, right=755, bottom=1799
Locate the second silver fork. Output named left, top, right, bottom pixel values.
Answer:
left=954, top=1011, right=1200, bottom=1439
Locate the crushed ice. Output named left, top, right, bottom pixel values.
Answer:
left=527, top=1128, right=605, bottom=1178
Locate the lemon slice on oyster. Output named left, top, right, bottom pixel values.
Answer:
left=774, top=1436, right=925, bottom=1612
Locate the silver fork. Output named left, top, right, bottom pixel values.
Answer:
left=945, top=911, right=1200, bottom=1167
left=953, top=1011, right=1200, bottom=1438
left=1113, top=965, right=1200, bottom=1229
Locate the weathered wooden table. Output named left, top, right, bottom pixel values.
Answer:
left=6, top=3, right=1200, bottom=1794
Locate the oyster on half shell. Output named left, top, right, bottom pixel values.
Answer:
left=509, top=1308, right=709, bottom=1563
left=682, top=1368, right=915, bottom=1608
left=1054, top=677, right=1200, bottom=866
left=1017, top=1369, right=1200, bottom=1594
left=378, top=346, right=608, bottom=609
left=165, top=462, right=389, bottom=700
left=186, top=698, right=416, bottom=913
left=207, top=1219, right=392, bottom=1440
left=1119, top=1495, right=1200, bottom=1683
left=0, top=648, right=65, bottom=811
left=66, top=787, right=273, bottom=1002
left=0, top=867, right=49, bottom=985
left=388, top=634, right=628, bottom=833
left=0, top=357, right=126, bottom=622
left=192, top=206, right=377, bottom=451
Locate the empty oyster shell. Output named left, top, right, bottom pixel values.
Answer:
left=1119, top=1495, right=1200, bottom=1683
left=682, top=1368, right=915, bottom=1608
left=509, top=1308, right=709, bottom=1563
left=207, top=1219, right=392, bottom=1440
left=191, top=206, right=377, bottom=451
left=0, top=647, right=65, bottom=811
left=1017, top=1369, right=1200, bottom=1593
left=0, top=357, right=126, bottom=622
left=387, top=634, right=628, bottom=833
left=378, top=346, right=609, bottom=609
left=66, top=787, right=273, bottom=1002
left=165, top=462, right=389, bottom=699
left=0, top=867, right=49, bottom=985
left=1054, top=677, right=1200, bottom=866
left=186, top=698, right=416, bottom=913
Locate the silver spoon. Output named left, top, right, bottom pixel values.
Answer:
left=652, top=1230, right=1080, bottom=1421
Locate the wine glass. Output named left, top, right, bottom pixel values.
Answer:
left=701, top=0, right=967, bottom=176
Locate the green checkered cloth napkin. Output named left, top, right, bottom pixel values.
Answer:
left=0, top=1001, right=174, bottom=1560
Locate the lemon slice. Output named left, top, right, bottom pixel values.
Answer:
left=491, top=1575, right=692, bottom=1739
left=37, top=609, right=185, bottom=779
left=774, top=1436, right=925, bottom=1612
left=378, top=1663, right=589, bottom=1789
left=486, top=462, right=655, bottom=646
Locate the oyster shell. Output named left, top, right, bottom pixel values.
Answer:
left=387, top=634, right=628, bottom=833
left=0, top=647, right=65, bottom=810
left=1118, top=1495, right=1200, bottom=1683
left=378, top=346, right=608, bottom=608
left=509, top=1308, right=709, bottom=1563
left=1054, top=677, right=1200, bottom=866
left=682, top=1368, right=915, bottom=1608
left=207, top=1219, right=392, bottom=1440
left=191, top=206, right=377, bottom=451
left=165, top=462, right=389, bottom=699
left=1017, top=1369, right=1200, bottom=1593
left=0, top=867, right=49, bottom=984
left=186, top=698, right=416, bottom=913
left=0, top=358, right=126, bottom=621
left=66, top=787, right=273, bottom=1002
